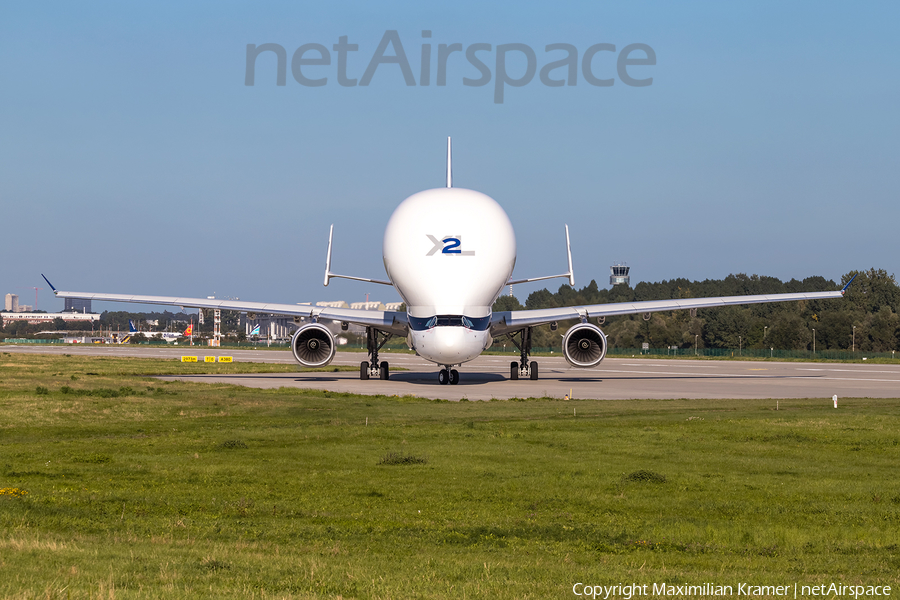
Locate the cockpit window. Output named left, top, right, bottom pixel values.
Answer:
left=408, top=314, right=491, bottom=331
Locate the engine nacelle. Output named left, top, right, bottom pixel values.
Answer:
left=562, top=322, right=608, bottom=368
left=291, top=323, right=336, bottom=368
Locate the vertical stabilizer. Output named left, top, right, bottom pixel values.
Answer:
left=446, top=136, right=452, bottom=188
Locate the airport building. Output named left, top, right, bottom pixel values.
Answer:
left=350, top=301, right=386, bottom=311
left=64, top=297, right=92, bottom=313
left=0, top=312, right=101, bottom=325
left=241, top=300, right=404, bottom=339
left=242, top=313, right=347, bottom=340
left=315, top=301, right=349, bottom=309
left=243, top=314, right=298, bottom=341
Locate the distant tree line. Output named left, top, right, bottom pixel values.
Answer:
left=492, top=269, right=899, bottom=352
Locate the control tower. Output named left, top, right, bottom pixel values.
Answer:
left=610, top=263, right=630, bottom=286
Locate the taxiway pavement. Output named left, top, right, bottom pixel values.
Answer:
left=4, top=345, right=899, bottom=401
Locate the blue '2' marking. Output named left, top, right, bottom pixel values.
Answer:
left=442, top=237, right=461, bottom=254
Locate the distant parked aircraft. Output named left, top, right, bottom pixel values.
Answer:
left=128, top=320, right=191, bottom=342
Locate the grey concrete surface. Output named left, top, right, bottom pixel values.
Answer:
left=4, top=344, right=899, bottom=401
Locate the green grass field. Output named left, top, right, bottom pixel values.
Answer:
left=1, top=353, right=898, bottom=599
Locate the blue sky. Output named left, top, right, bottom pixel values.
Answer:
left=2, top=1, right=897, bottom=313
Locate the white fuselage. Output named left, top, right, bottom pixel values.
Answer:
left=134, top=331, right=182, bottom=340
left=382, top=188, right=516, bottom=366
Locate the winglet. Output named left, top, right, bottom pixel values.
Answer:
left=324, top=225, right=334, bottom=287
left=565, top=224, right=574, bottom=287
left=41, top=274, right=57, bottom=293
left=321, top=227, right=392, bottom=286
left=505, top=225, right=576, bottom=287
left=841, top=273, right=857, bottom=294
left=446, top=136, right=452, bottom=188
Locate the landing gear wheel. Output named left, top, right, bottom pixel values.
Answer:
left=380, top=361, right=390, bottom=380
left=438, top=369, right=449, bottom=385
left=449, top=369, right=459, bottom=385
left=510, top=361, right=519, bottom=380
left=529, top=361, right=539, bottom=381
left=360, top=361, right=369, bottom=380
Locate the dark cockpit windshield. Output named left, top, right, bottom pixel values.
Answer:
left=408, top=314, right=491, bottom=331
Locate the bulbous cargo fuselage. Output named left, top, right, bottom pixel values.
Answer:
left=382, top=188, right=516, bottom=365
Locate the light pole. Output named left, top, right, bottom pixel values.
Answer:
left=764, top=326, right=768, bottom=342
left=852, top=325, right=856, bottom=353
left=694, top=334, right=698, bottom=356
left=739, top=335, right=742, bottom=356
left=812, top=328, right=816, bottom=355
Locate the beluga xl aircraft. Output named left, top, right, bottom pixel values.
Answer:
left=44, top=138, right=853, bottom=385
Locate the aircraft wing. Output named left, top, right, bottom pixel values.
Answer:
left=490, top=288, right=848, bottom=336
left=45, top=280, right=408, bottom=336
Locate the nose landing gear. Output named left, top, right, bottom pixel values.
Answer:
left=438, top=368, right=459, bottom=385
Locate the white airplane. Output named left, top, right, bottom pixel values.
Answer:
left=127, top=319, right=192, bottom=342
left=43, top=139, right=852, bottom=385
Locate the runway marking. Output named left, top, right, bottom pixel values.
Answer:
left=620, top=362, right=714, bottom=369
left=591, top=367, right=900, bottom=383
left=586, top=368, right=796, bottom=378
left=813, top=376, right=900, bottom=383
left=798, top=368, right=900, bottom=374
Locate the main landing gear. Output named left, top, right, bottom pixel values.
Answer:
left=438, top=367, right=460, bottom=385
left=359, top=327, right=393, bottom=380
left=506, top=327, right=539, bottom=381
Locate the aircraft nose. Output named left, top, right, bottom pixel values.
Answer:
left=433, top=326, right=466, bottom=349
left=413, top=327, right=487, bottom=364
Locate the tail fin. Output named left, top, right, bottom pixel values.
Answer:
left=183, top=324, right=193, bottom=336
left=129, top=320, right=137, bottom=334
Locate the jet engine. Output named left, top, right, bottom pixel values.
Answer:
left=291, top=323, right=336, bottom=368
left=562, top=323, right=608, bottom=367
